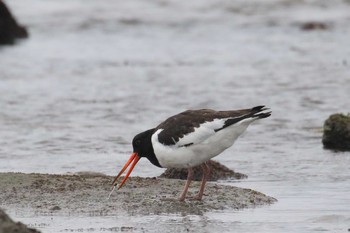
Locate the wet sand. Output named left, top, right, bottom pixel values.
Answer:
left=0, top=172, right=276, bottom=216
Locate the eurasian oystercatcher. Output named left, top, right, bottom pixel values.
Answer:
left=112, top=105, right=271, bottom=201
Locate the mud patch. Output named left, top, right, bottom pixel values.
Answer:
left=0, top=172, right=276, bottom=216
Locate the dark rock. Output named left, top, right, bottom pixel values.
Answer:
left=322, top=113, right=350, bottom=151
left=159, top=160, right=247, bottom=181
left=0, top=208, right=40, bottom=233
left=300, top=21, right=329, bottom=31
left=0, top=0, right=28, bottom=45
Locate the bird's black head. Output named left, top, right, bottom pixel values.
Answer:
left=111, top=128, right=160, bottom=190
left=132, top=128, right=155, bottom=157
left=132, top=128, right=161, bottom=167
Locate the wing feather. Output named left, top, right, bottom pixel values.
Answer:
left=155, top=106, right=269, bottom=147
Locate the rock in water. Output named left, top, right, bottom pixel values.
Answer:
left=322, top=113, right=350, bottom=151
left=159, top=160, right=247, bottom=181
left=300, top=21, right=329, bottom=30
left=0, top=208, right=40, bottom=233
left=0, top=0, right=28, bottom=45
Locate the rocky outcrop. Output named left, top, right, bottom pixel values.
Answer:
left=322, top=113, right=350, bottom=151
left=159, top=160, right=247, bottom=181
left=0, top=209, right=40, bottom=233
left=0, top=0, right=28, bottom=45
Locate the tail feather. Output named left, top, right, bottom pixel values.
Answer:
left=251, top=105, right=271, bottom=119
left=215, top=106, right=271, bottom=132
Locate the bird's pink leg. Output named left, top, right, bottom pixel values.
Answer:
left=191, top=162, right=211, bottom=201
left=178, top=167, right=193, bottom=201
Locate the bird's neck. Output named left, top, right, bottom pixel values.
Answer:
left=142, top=128, right=162, bottom=168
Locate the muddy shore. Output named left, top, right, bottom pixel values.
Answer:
left=0, top=172, right=276, bottom=216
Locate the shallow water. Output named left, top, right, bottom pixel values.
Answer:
left=1, top=0, right=350, bottom=232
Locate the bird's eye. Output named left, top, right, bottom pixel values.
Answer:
left=135, top=139, right=141, bottom=146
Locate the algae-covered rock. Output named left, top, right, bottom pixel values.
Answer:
left=322, top=113, right=350, bottom=151
left=0, top=208, right=40, bottom=233
left=159, top=160, right=247, bottom=181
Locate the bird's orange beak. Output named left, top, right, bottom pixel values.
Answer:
left=111, top=152, right=140, bottom=189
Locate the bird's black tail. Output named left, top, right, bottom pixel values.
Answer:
left=251, top=105, right=271, bottom=119
left=213, top=105, right=271, bottom=132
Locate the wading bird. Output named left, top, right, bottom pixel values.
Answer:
left=112, top=106, right=271, bottom=201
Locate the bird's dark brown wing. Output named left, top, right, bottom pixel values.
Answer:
left=155, top=106, right=269, bottom=146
